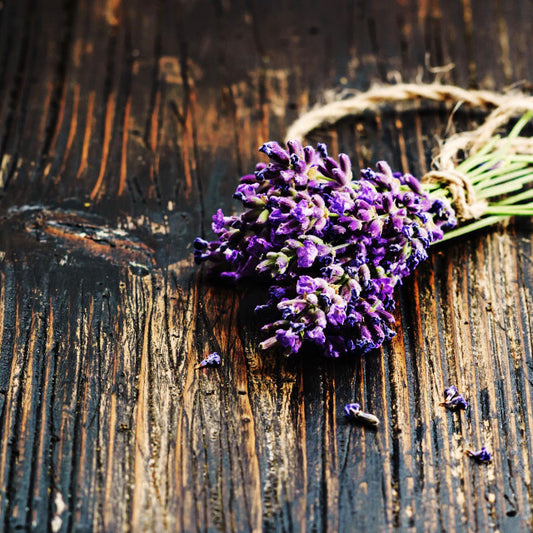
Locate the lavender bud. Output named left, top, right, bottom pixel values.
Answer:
left=193, top=237, right=209, bottom=250
left=404, top=174, right=423, bottom=194
left=303, top=146, right=316, bottom=165
left=259, top=336, right=278, bottom=350
left=440, top=385, right=468, bottom=410
left=275, top=328, right=302, bottom=353
left=296, top=240, right=318, bottom=268
left=286, top=139, right=304, bottom=157
left=196, top=352, right=221, bottom=369
left=259, top=142, right=290, bottom=165
left=343, top=403, right=380, bottom=426
left=444, top=385, right=459, bottom=400
left=339, top=153, right=352, bottom=175
left=466, top=447, right=491, bottom=463
left=376, top=160, right=393, bottom=180
left=343, top=403, right=361, bottom=417
left=317, top=143, right=328, bottom=159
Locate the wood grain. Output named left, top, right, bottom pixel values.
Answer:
left=0, top=0, right=533, bottom=531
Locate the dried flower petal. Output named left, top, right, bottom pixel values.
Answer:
left=443, top=385, right=459, bottom=400
left=466, top=447, right=491, bottom=463
left=196, top=352, right=221, bottom=368
left=440, top=385, right=468, bottom=410
left=343, top=403, right=361, bottom=417
left=343, top=403, right=380, bottom=426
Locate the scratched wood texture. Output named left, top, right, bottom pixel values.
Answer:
left=1, top=0, right=533, bottom=531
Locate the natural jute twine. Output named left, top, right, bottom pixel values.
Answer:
left=285, top=83, right=533, bottom=220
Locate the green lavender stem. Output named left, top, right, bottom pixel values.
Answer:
left=428, top=111, right=533, bottom=243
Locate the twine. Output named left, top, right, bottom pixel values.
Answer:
left=423, top=170, right=486, bottom=220
left=284, top=83, right=533, bottom=220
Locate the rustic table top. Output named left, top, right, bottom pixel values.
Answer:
left=1, top=0, right=533, bottom=531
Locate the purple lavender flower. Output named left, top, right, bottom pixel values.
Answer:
left=296, top=275, right=319, bottom=294
left=327, top=302, right=347, bottom=326
left=194, top=141, right=456, bottom=357
left=259, top=141, right=291, bottom=165
left=296, top=239, right=318, bottom=268
left=444, top=385, right=459, bottom=399
left=196, top=352, right=221, bottom=368
left=343, top=403, right=361, bottom=417
left=212, top=209, right=227, bottom=233
left=444, top=394, right=468, bottom=410
left=466, top=447, right=491, bottom=463
left=275, top=328, right=303, bottom=353
left=247, top=235, right=272, bottom=256
left=343, top=403, right=380, bottom=426
left=306, top=326, right=326, bottom=344
left=193, top=237, right=209, bottom=250
left=440, top=385, right=468, bottom=410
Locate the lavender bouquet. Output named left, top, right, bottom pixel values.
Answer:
left=194, top=120, right=533, bottom=358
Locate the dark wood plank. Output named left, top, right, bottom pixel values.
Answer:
left=1, top=0, right=533, bottom=531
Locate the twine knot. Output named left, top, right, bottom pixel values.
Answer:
left=422, top=169, right=487, bottom=220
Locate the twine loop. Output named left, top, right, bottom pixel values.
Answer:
left=285, top=83, right=533, bottom=220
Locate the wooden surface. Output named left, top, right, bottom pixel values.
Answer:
left=1, top=0, right=533, bottom=531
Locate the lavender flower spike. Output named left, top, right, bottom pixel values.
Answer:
left=440, top=385, right=468, bottom=410
left=343, top=403, right=380, bottom=426
left=194, top=140, right=456, bottom=358
left=466, top=447, right=491, bottom=464
left=196, top=352, right=221, bottom=369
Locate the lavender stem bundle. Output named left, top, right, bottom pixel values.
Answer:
left=429, top=110, right=533, bottom=242
left=194, top=94, right=533, bottom=358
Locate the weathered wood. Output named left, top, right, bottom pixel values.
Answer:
left=1, top=0, right=533, bottom=531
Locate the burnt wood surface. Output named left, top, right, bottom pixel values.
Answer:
left=1, top=0, right=533, bottom=531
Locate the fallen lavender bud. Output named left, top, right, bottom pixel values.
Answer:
left=447, top=394, right=468, bottom=410
left=196, top=352, right=221, bottom=369
left=440, top=385, right=468, bottom=410
left=343, top=402, right=361, bottom=417
left=443, top=386, right=459, bottom=400
left=343, top=403, right=380, bottom=426
left=466, top=447, right=491, bottom=463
